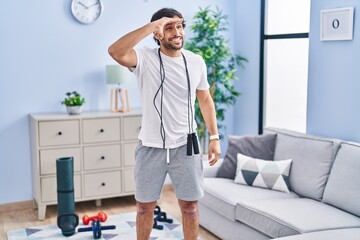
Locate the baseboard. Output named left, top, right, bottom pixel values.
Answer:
left=0, top=185, right=174, bottom=213
left=0, top=200, right=33, bottom=213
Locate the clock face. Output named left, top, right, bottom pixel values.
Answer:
left=71, top=0, right=102, bottom=24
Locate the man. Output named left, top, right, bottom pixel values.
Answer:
left=108, top=8, right=221, bottom=240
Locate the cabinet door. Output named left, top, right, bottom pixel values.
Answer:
left=124, top=169, right=135, bottom=193
left=83, top=118, right=120, bottom=143
left=41, top=175, right=81, bottom=202
left=123, top=116, right=141, bottom=140
left=39, top=120, right=80, bottom=147
left=83, top=144, right=121, bottom=170
left=40, top=148, right=81, bottom=175
left=123, top=142, right=137, bottom=167
left=84, top=171, right=121, bottom=197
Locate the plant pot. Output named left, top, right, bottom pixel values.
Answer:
left=66, top=106, right=83, bottom=115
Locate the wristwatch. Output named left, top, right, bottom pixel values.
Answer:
left=209, top=134, right=222, bottom=141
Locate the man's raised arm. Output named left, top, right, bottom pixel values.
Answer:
left=108, top=17, right=181, bottom=67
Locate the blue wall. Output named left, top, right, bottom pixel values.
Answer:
left=233, top=0, right=261, bottom=135
left=3, top=0, right=357, bottom=205
left=307, top=0, right=360, bottom=142
left=0, top=0, right=239, bottom=204
left=232, top=0, right=360, bottom=143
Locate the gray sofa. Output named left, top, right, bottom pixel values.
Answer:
left=199, top=127, right=360, bottom=240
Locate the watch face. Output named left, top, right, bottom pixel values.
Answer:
left=71, top=0, right=102, bottom=24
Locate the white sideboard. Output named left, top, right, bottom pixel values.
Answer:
left=29, top=110, right=141, bottom=220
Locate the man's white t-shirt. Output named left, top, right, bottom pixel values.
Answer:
left=132, top=47, right=209, bottom=149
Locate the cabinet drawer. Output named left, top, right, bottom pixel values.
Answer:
left=41, top=175, right=81, bottom=202
left=84, top=171, right=121, bottom=197
left=83, top=118, right=120, bottom=143
left=40, top=148, right=81, bottom=175
left=124, top=168, right=135, bottom=193
left=123, top=116, right=141, bottom=140
left=83, top=144, right=121, bottom=171
left=39, top=120, right=80, bottom=147
left=123, top=142, right=137, bottom=167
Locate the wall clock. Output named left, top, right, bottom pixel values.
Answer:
left=71, top=0, right=103, bottom=24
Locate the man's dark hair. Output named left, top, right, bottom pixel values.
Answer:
left=150, top=8, right=186, bottom=45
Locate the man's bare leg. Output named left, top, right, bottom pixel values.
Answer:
left=178, top=200, right=199, bottom=240
left=136, top=201, right=157, bottom=240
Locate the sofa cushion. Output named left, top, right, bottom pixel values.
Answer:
left=234, top=153, right=292, bottom=193
left=273, top=228, right=360, bottom=240
left=265, top=127, right=340, bottom=201
left=235, top=198, right=360, bottom=238
left=201, top=178, right=298, bottom=222
left=323, top=142, right=360, bottom=217
left=217, top=133, right=277, bottom=179
left=199, top=203, right=270, bottom=240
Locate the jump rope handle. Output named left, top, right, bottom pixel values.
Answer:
left=187, top=133, right=200, bottom=156
left=187, top=134, right=193, bottom=156
left=192, top=133, right=200, bottom=155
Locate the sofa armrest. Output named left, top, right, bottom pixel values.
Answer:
left=203, top=158, right=224, bottom=178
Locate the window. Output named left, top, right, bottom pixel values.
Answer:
left=260, top=0, right=311, bottom=133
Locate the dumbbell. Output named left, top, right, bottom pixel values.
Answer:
left=82, top=211, right=108, bottom=225
left=78, top=219, right=116, bottom=239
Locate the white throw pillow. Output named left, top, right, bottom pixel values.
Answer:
left=234, top=153, right=292, bottom=193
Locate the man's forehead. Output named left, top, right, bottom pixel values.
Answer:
left=165, top=19, right=184, bottom=27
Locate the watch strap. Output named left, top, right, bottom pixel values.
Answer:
left=209, top=134, right=220, bottom=141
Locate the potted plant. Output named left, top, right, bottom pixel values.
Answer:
left=185, top=7, right=247, bottom=152
left=61, top=91, right=86, bottom=115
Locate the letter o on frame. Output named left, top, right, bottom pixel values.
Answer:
left=332, top=19, right=340, bottom=29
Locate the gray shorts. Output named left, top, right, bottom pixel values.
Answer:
left=134, top=141, right=204, bottom=202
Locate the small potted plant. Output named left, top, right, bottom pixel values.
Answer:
left=61, top=91, right=86, bottom=115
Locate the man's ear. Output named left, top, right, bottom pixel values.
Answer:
left=153, top=32, right=160, bottom=40
left=153, top=32, right=164, bottom=41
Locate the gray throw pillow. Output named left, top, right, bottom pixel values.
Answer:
left=216, top=133, right=277, bottom=179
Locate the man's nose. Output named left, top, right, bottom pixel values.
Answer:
left=172, top=27, right=180, bottom=36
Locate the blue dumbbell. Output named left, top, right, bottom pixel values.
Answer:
left=78, top=219, right=116, bottom=239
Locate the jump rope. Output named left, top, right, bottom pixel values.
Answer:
left=153, top=48, right=200, bottom=156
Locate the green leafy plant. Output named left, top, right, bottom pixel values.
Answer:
left=61, top=91, right=85, bottom=106
left=185, top=6, right=247, bottom=151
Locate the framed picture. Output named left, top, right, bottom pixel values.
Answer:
left=320, top=7, right=354, bottom=41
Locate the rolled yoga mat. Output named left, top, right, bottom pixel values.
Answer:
left=56, top=157, right=79, bottom=236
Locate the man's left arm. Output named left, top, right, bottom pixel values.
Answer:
left=196, top=89, right=221, bottom=166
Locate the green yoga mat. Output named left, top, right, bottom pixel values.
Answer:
left=56, top=157, right=78, bottom=236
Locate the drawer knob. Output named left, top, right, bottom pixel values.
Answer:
left=100, top=129, right=104, bottom=133
left=100, top=156, right=105, bottom=160
left=58, top=131, right=62, bottom=135
left=101, top=182, right=106, bottom=186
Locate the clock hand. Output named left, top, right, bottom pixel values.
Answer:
left=88, top=2, right=99, bottom=8
left=78, top=1, right=89, bottom=9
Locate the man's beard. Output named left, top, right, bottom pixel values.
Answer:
left=162, top=37, right=184, bottom=50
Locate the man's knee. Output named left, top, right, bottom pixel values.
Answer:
left=178, top=200, right=198, bottom=216
left=136, top=201, right=157, bottom=215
